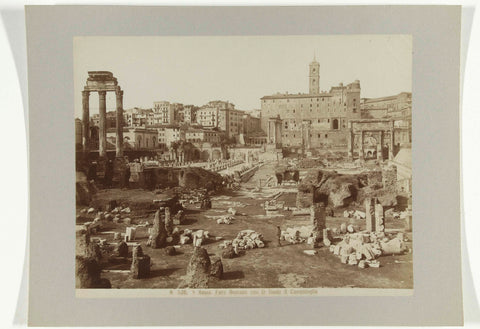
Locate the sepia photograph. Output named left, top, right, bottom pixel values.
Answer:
left=74, top=35, right=413, bottom=294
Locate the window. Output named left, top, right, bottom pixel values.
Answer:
left=325, top=134, right=328, bottom=138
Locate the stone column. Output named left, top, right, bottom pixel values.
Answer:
left=389, top=129, right=394, bottom=160
left=359, top=131, right=365, bottom=160
left=81, top=90, right=90, bottom=153
left=365, top=197, right=376, bottom=232
left=275, top=120, right=282, bottom=146
left=272, top=121, right=277, bottom=144
left=98, top=90, right=107, bottom=158
left=347, top=129, right=353, bottom=159
left=377, top=131, right=384, bottom=161
left=115, top=88, right=124, bottom=157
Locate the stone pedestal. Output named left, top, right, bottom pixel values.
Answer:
left=125, top=227, right=136, bottom=242
left=311, top=203, right=326, bottom=247
left=164, top=207, right=173, bottom=235
left=150, top=209, right=167, bottom=249
left=375, top=202, right=385, bottom=232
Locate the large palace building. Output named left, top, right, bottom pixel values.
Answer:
left=260, top=57, right=412, bottom=161
left=260, top=56, right=361, bottom=150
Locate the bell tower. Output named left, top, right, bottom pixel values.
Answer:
left=309, top=54, right=320, bottom=95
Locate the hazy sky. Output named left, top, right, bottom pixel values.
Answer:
left=74, top=35, right=411, bottom=118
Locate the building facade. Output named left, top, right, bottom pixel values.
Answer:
left=185, top=128, right=222, bottom=144
left=106, top=127, right=158, bottom=150
left=260, top=57, right=361, bottom=150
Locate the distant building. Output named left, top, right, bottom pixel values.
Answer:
left=196, top=106, right=219, bottom=128
left=260, top=56, right=361, bottom=149
left=153, top=101, right=175, bottom=124
left=219, top=108, right=245, bottom=140
left=361, top=92, right=411, bottom=114
left=183, top=105, right=197, bottom=124
left=146, top=124, right=184, bottom=148
left=243, top=113, right=262, bottom=136
left=106, top=127, right=158, bottom=150
left=360, top=92, right=412, bottom=147
left=185, top=128, right=221, bottom=144
left=92, top=110, right=120, bottom=129
left=124, top=108, right=153, bottom=127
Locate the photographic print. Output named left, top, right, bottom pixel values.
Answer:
left=74, top=35, right=413, bottom=295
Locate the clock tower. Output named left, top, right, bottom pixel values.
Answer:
left=309, top=54, right=320, bottom=95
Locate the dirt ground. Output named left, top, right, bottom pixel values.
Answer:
left=77, top=162, right=413, bottom=289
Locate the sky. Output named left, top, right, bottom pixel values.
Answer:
left=74, top=35, right=412, bottom=118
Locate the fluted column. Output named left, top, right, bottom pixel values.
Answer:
left=81, top=90, right=90, bottom=152
left=115, top=88, right=124, bottom=157
left=98, top=90, right=107, bottom=158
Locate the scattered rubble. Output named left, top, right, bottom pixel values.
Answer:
left=216, top=215, right=234, bottom=225
left=328, top=231, right=407, bottom=268
left=231, top=230, right=265, bottom=250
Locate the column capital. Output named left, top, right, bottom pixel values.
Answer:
left=115, top=88, right=124, bottom=97
left=98, top=90, right=107, bottom=98
left=82, top=90, right=90, bottom=97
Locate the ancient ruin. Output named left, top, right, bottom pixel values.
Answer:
left=75, top=61, right=412, bottom=291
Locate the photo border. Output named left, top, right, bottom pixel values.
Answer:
left=26, top=5, right=462, bottom=326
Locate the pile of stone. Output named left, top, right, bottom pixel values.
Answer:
left=281, top=226, right=312, bottom=244
left=328, top=231, right=407, bottom=268
left=226, top=230, right=265, bottom=250
left=178, top=229, right=221, bottom=246
left=343, top=209, right=366, bottom=219
left=216, top=215, right=234, bottom=225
